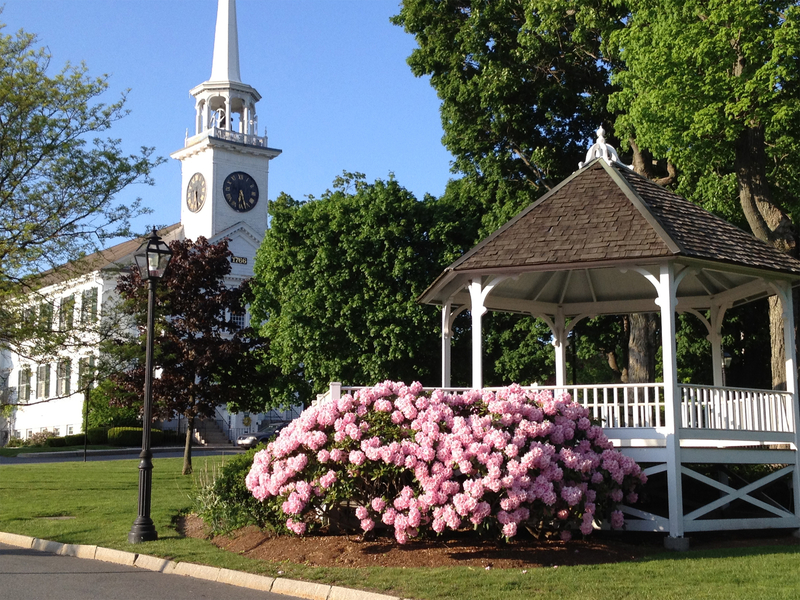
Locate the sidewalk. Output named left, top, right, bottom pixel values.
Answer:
left=14, top=444, right=243, bottom=459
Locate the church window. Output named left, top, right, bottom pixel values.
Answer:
left=78, top=355, right=96, bottom=389
left=39, top=301, right=54, bottom=330
left=57, top=359, right=72, bottom=396
left=17, top=367, right=31, bottom=403
left=81, top=288, right=98, bottom=323
left=231, top=311, right=246, bottom=329
left=36, top=364, right=51, bottom=399
left=59, top=295, right=75, bottom=330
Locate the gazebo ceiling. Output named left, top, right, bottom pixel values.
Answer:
left=420, top=158, right=800, bottom=318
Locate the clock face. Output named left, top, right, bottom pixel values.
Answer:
left=223, top=171, right=259, bottom=213
left=186, top=172, right=206, bottom=213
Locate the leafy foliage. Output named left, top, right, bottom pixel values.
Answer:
left=393, top=0, right=625, bottom=231
left=104, top=237, right=273, bottom=473
left=251, top=173, right=477, bottom=403
left=194, top=447, right=284, bottom=535
left=0, top=22, right=160, bottom=357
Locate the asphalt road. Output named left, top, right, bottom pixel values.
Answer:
left=0, top=447, right=243, bottom=465
left=0, top=542, right=306, bottom=600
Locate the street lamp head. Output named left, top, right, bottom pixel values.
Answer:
left=723, top=352, right=733, bottom=369
left=134, top=228, right=173, bottom=281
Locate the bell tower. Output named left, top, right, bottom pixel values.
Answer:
left=171, top=0, right=281, bottom=243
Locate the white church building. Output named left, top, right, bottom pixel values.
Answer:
left=1, top=0, right=298, bottom=445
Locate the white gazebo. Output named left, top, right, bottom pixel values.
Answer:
left=413, top=135, right=800, bottom=546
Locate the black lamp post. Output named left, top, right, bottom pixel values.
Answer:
left=128, top=229, right=173, bottom=544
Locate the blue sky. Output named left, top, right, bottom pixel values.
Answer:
left=1, top=0, right=453, bottom=237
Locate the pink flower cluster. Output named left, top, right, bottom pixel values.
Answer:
left=246, top=381, right=645, bottom=543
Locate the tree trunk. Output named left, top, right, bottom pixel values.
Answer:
left=627, top=141, right=666, bottom=385
left=734, top=124, right=796, bottom=389
left=182, top=414, right=194, bottom=475
left=628, top=313, right=658, bottom=383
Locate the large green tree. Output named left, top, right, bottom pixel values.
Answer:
left=251, top=173, right=480, bottom=404
left=609, top=0, right=800, bottom=388
left=0, top=23, right=159, bottom=359
left=393, top=0, right=623, bottom=233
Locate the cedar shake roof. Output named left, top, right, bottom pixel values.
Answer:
left=449, top=160, right=800, bottom=276
left=36, top=223, right=183, bottom=288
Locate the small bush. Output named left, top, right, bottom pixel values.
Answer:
left=64, top=433, right=86, bottom=446
left=86, top=427, right=109, bottom=445
left=45, top=436, right=67, bottom=447
left=194, top=447, right=280, bottom=535
left=28, top=430, right=57, bottom=447
left=107, top=427, right=163, bottom=447
left=6, top=437, right=27, bottom=448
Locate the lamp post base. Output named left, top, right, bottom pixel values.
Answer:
left=128, top=517, right=158, bottom=544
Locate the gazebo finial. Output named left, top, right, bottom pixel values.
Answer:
left=579, top=126, right=632, bottom=169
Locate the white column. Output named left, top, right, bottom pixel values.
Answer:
left=441, top=303, right=452, bottom=388
left=772, top=281, right=800, bottom=521
left=195, top=102, right=203, bottom=135
left=654, top=263, right=684, bottom=539
left=709, top=304, right=724, bottom=387
left=202, top=101, right=210, bottom=133
left=469, top=280, right=484, bottom=389
left=552, top=308, right=568, bottom=387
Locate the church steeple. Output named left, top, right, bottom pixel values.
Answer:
left=184, top=0, right=264, bottom=141
left=171, top=0, right=281, bottom=244
left=210, top=0, right=241, bottom=83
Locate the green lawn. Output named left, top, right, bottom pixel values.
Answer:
left=1, top=457, right=799, bottom=600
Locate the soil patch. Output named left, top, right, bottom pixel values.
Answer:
left=177, top=515, right=800, bottom=569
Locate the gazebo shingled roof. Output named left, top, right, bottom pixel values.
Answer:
left=420, top=158, right=800, bottom=317
left=439, top=159, right=800, bottom=277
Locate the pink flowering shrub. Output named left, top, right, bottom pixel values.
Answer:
left=246, top=381, right=645, bottom=543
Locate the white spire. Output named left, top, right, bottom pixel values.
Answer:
left=210, top=0, right=241, bottom=83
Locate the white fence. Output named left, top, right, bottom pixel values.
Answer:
left=679, top=384, right=794, bottom=433
left=323, top=382, right=795, bottom=435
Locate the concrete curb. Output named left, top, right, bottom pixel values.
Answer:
left=0, top=531, right=403, bottom=600
left=95, top=546, right=138, bottom=566
left=0, top=532, right=34, bottom=548
left=31, top=538, right=64, bottom=554
left=271, top=578, right=332, bottom=600
left=216, top=568, right=274, bottom=591
left=134, top=553, right=176, bottom=574
left=59, top=544, right=98, bottom=559
left=173, top=561, right=221, bottom=581
left=328, top=587, right=400, bottom=600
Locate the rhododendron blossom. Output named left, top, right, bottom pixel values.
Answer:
left=246, top=381, right=645, bottom=543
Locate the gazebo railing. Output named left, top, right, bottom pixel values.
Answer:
left=320, top=382, right=795, bottom=435
left=560, top=383, right=666, bottom=428
left=679, top=383, right=795, bottom=433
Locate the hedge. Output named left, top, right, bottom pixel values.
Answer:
left=64, top=433, right=86, bottom=446
left=86, top=427, right=109, bottom=445
left=107, top=427, right=163, bottom=447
